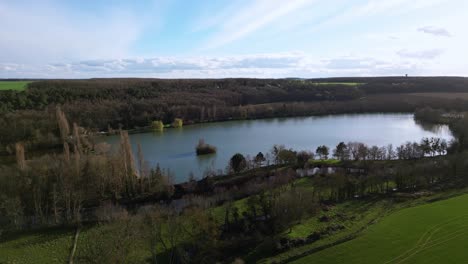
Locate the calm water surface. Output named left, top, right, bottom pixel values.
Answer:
left=102, top=114, right=453, bottom=183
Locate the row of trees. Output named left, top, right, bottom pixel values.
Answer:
left=331, top=138, right=449, bottom=161
left=225, top=137, right=451, bottom=175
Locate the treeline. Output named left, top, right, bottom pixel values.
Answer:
left=356, top=76, right=468, bottom=94
left=226, top=137, right=450, bottom=173
left=1, top=78, right=363, bottom=112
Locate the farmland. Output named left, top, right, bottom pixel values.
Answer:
left=0, top=81, right=31, bottom=91
left=292, top=193, right=468, bottom=264
left=314, top=82, right=362, bottom=86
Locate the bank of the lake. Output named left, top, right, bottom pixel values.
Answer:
left=100, top=113, right=453, bottom=183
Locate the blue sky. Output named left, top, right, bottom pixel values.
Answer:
left=0, top=0, right=467, bottom=78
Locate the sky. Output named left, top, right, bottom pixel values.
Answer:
left=0, top=0, right=467, bottom=78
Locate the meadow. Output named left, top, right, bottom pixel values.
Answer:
left=0, top=81, right=31, bottom=91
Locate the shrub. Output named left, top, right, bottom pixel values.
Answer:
left=230, top=153, right=247, bottom=173
left=151, top=120, right=164, bottom=131
left=172, top=118, right=183, bottom=128
left=196, top=139, right=217, bottom=155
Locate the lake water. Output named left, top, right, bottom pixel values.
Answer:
left=102, top=114, right=453, bottom=183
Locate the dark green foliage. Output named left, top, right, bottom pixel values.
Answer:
left=316, top=145, right=329, bottom=160
left=230, top=153, right=247, bottom=173
left=278, top=148, right=297, bottom=164
left=296, top=151, right=312, bottom=167
left=333, top=142, right=349, bottom=161
left=254, top=152, right=266, bottom=166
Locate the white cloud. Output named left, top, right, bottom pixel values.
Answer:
left=0, top=63, right=20, bottom=72
left=397, top=49, right=444, bottom=60
left=1, top=52, right=451, bottom=78
left=418, top=26, right=451, bottom=37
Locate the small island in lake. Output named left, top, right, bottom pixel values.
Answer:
left=196, top=139, right=217, bottom=155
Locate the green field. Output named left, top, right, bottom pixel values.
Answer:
left=288, top=79, right=362, bottom=86
left=314, top=82, right=362, bottom=86
left=292, top=193, right=468, bottom=264
left=0, top=81, right=31, bottom=91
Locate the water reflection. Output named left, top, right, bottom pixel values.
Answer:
left=415, top=120, right=451, bottom=134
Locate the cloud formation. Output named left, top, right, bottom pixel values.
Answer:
left=397, top=49, right=444, bottom=60
left=0, top=53, right=437, bottom=78
left=418, top=26, right=452, bottom=37
left=0, top=1, right=466, bottom=78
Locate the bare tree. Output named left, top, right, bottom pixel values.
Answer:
left=15, top=142, right=26, bottom=170
left=56, top=106, right=70, bottom=141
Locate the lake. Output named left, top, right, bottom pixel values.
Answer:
left=102, top=114, right=453, bottom=183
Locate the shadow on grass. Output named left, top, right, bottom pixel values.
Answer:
left=1, top=225, right=90, bottom=249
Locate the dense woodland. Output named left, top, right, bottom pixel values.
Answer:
left=1, top=77, right=468, bottom=153
left=2, top=77, right=468, bottom=263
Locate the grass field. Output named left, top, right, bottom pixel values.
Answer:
left=0, top=81, right=31, bottom=91
left=292, top=193, right=468, bottom=264
left=0, top=223, right=153, bottom=264
left=314, top=82, right=362, bottom=86
left=308, top=159, right=341, bottom=166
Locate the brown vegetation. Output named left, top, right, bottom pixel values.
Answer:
left=196, top=139, right=217, bottom=155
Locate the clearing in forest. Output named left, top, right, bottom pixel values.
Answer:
left=0, top=81, right=31, bottom=91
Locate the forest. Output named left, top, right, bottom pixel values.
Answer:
left=2, top=77, right=468, bottom=263
left=1, top=77, right=468, bottom=155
